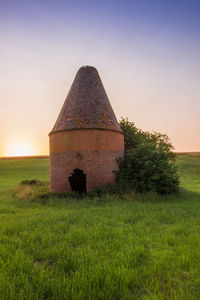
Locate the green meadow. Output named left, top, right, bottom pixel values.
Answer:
left=0, top=155, right=200, bottom=300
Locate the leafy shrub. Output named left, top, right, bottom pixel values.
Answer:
left=119, top=118, right=145, bottom=151
left=120, top=118, right=175, bottom=158
left=117, top=118, right=179, bottom=194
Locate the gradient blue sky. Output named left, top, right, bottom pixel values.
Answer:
left=0, top=0, right=200, bottom=155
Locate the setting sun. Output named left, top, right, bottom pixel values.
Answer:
left=5, top=142, right=36, bottom=157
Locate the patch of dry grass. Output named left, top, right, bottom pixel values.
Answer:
left=15, top=180, right=49, bottom=201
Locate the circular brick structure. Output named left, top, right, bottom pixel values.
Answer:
left=49, top=66, right=124, bottom=193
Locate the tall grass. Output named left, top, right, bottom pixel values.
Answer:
left=0, top=155, right=200, bottom=299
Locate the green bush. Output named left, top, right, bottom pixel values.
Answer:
left=117, top=118, right=179, bottom=194
left=120, top=118, right=175, bottom=158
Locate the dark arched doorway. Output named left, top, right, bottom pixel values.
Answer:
left=68, top=169, right=86, bottom=193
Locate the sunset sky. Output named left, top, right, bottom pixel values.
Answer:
left=0, top=0, right=200, bottom=156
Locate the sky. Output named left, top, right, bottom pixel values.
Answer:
left=0, top=0, right=200, bottom=156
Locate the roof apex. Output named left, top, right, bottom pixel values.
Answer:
left=50, top=66, right=122, bottom=134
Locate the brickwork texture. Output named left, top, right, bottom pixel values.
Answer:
left=49, top=129, right=124, bottom=192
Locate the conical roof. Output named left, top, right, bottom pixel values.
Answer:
left=50, top=66, right=122, bottom=134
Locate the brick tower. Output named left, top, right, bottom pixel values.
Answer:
left=49, top=66, right=124, bottom=193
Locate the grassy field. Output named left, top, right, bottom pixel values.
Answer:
left=0, top=155, right=200, bottom=299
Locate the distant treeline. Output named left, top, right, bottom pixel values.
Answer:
left=176, top=152, right=200, bottom=156
left=0, top=155, right=49, bottom=160
left=0, top=153, right=200, bottom=160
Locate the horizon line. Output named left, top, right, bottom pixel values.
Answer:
left=1, top=152, right=200, bottom=160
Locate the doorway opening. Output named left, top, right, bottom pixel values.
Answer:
left=68, top=169, right=86, bottom=193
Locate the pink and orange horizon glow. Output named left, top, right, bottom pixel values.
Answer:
left=0, top=0, right=200, bottom=157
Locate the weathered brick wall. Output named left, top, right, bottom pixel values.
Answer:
left=49, top=129, right=124, bottom=192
